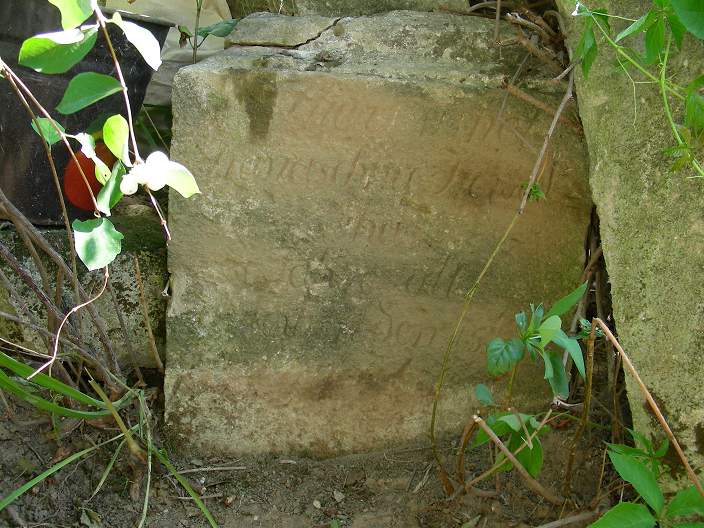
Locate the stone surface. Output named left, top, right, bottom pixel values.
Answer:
left=0, top=201, right=168, bottom=370
left=166, top=11, right=592, bottom=456
left=558, top=0, right=704, bottom=488
left=292, top=0, right=468, bottom=16
left=225, top=12, right=338, bottom=47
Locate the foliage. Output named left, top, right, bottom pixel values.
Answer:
left=591, top=430, right=704, bottom=527
left=570, top=0, right=704, bottom=176
left=485, top=281, right=587, bottom=399
left=16, top=0, right=200, bottom=271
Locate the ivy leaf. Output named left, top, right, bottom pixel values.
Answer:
left=551, top=329, right=585, bottom=380
left=47, top=0, right=93, bottom=29
left=109, top=12, right=162, bottom=71
left=486, top=338, right=524, bottom=378
left=685, top=93, right=704, bottom=129
left=103, top=114, right=130, bottom=165
left=545, top=281, right=588, bottom=319
left=538, top=315, right=561, bottom=349
left=96, top=161, right=125, bottom=216
left=31, top=118, right=65, bottom=147
left=19, top=27, right=97, bottom=74
left=72, top=218, right=124, bottom=270
left=588, top=502, right=655, bottom=528
left=608, top=452, right=664, bottom=514
left=56, top=72, right=123, bottom=114
left=615, top=10, right=658, bottom=42
left=671, top=0, right=704, bottom=39
left=475, top=384, right=493, bottom=407
left=644, top=17, right=666, bottom=66
left=665, top=12, right=686, bottom=50
left=545, top=349, right=568, bottom=399
left=573, top=21, right=598, bottom=80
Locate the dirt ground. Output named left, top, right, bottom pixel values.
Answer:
left=0, top=376, right=615, bottom=528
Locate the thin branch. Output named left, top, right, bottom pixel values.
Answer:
left=501, top=80, right=582, bottom=134
left=107, top=277, right=144, bottom=384
left=594, top=318, right=704, bottom=501
left=28, top=268, right=109, bottom=380
left=474, top=415, right=565, bottom=505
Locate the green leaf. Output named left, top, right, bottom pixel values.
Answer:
left=627, top=428, right=654, bottom=454
left=56, top=72, right=123, bottom=114
left=164, top=161, right=201, bottom=198
left=72, top=218, right=124, bottom=270
left=653, top=437, right=669, bottom=458
left=545, top=349, right=568, bottom=399
left=103, top=114, right=130, bottom=165
left=604, top=442, right=650, bottom=458
left=551, top=329, right=585, bottom=380
left=486, top=338, right=525, bottom=378
left=96, top=161, right=125, bottom=216
left=589, top=502, right=655, bottom=528
left=666, top=12, right=687, bottom=50
left=0, top=369, right=111, bottom=419
left=197, top=19, right=240, bottom=38
left=573, top=22, right=598, bottom=80
left=592, top=9, right=611, bottom=34
left=653, top=0, right=670, bottom=8
left=47, top=0, right=93, bottom=29
left=497, top=412, right=533, bottom=432
left=545, top=281, right=588, bottom=319
left=31, top=118, right=65, bottom=146
left=685, top=93, right=704, bottom=129
left=538, top=315, right=561, bottom=348
left=18, top=27, right=97, bottom=74
left=513, top=434, right=543, bottom=478
left=109, top=12, right=162, bottom=71
left=615, top=10, right=659, bottom=42
left=608, top=452, right=664, bottom=514
left=515, top=311, right=527, bottom=332
left=664, top=484, right=704, bottom=518
left=475, top=384, right=493, bottom=407
left=74, top=132, right=111, bottom=183
left=671, top=0, right=704, bottom=39
left=644, top=17, right=666, bottom=65
left=669, top=152, right=694, bottom=172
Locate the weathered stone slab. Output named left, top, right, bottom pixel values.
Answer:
left=292, top=0, right=468, bottom=16
left=558, top=0, right=704, bottom=487
left=166, top=11, right=591, bottom=456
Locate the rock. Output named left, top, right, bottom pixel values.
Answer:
left=166, top=10, right=591, bottom=456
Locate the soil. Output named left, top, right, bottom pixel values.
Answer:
left=0, top=379, right=615, bottom=528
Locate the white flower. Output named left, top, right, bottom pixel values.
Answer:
left=572, top=2, right=581, bottom=16
left=120, top=151, right=171, bottom=194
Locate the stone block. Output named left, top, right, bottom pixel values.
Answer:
left=166, top=11, right=592, bottom=456
left=558, top=0, right=704, bottom=487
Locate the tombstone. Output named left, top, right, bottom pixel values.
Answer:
left=165, top=11, right=592, bottom=456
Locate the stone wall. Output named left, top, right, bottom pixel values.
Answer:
left=166, top=11, right=592, bottom=456
left=558, top=0, right=704, bottom=487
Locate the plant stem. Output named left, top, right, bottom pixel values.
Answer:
left=593, top=318, right=704, bottom=501
left=193, top=0, right=203, bottom=64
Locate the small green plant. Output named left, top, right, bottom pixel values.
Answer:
left=485, top=280, right=587, bottom=400
left=591, top=430, right=704, bottom=527
left=570, top=0, right=704, bottom=176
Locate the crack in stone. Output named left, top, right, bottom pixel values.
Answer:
left=230, top=17, right=342, bottom=50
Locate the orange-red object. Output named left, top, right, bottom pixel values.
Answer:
left=63, top=142, right=118, bottom=211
